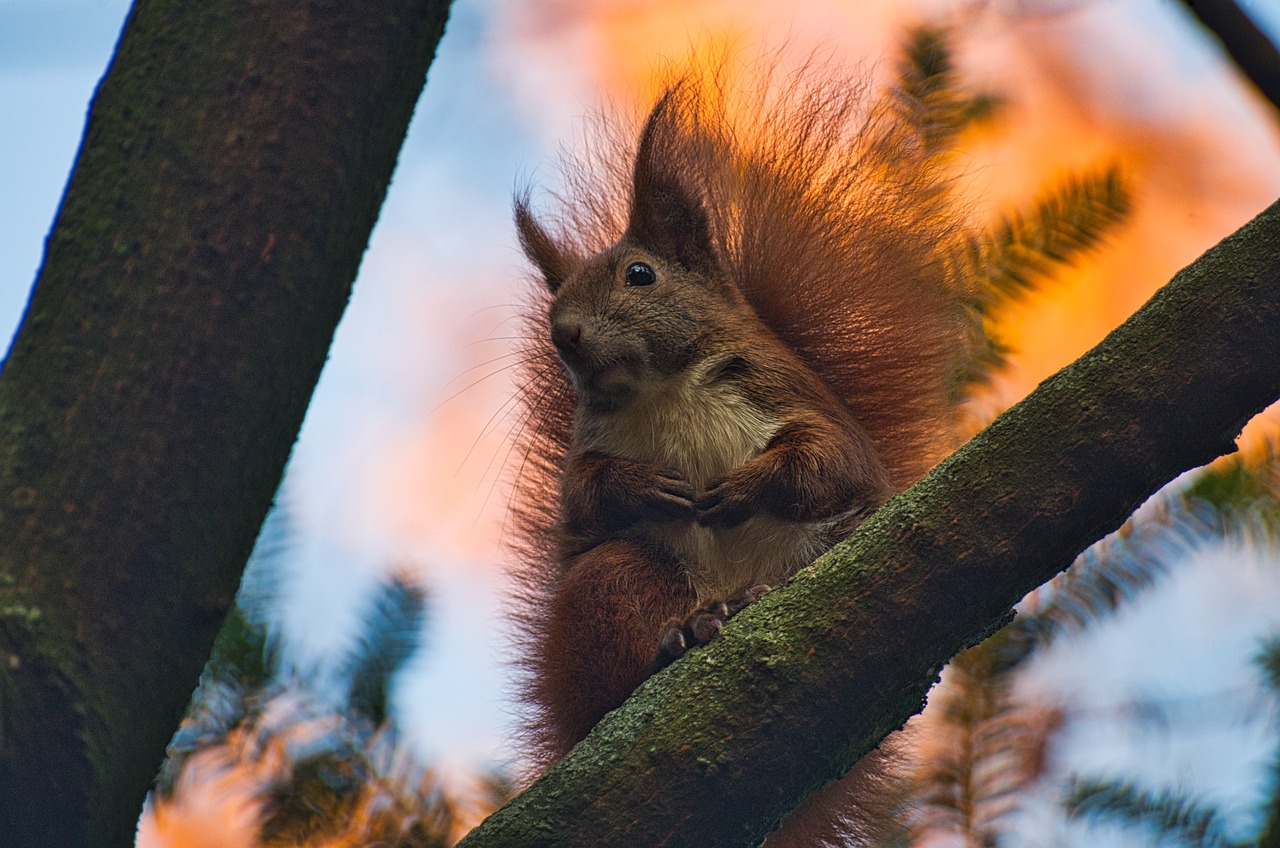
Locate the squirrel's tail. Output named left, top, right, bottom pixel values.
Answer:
left=669, top=52, right=973, bottom=488
left=513, top=47, right=977, bottom=495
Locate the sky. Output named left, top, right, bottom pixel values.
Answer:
left=5, top=0, right=1280, bottom=844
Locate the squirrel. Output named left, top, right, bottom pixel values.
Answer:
left=507, top=50, right=974, bottom=846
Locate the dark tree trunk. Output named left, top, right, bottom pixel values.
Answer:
left=0, top=2, right=452, bottom=846
left=456, top=195, right=1280, bottom=847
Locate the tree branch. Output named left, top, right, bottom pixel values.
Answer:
left=0, top=2, right=452, bottom=845
left=458, top=196, right=1280, bottom=847
left=1178, top=0, right=1280, bottom=113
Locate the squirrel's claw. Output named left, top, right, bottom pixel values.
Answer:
left=653, top=584, right=772, bottom=668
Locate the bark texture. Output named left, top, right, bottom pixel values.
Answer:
left=457, top=197, right=1280, bottom=848
left=0, top=2, right=451, bottom=846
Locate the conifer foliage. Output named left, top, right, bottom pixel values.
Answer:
left=148, top=520, right=510, bottom=848
left=905, top=446, right=1280, bottom=847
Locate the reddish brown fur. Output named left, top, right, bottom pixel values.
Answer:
left=506, top=54, right=971, bottom=845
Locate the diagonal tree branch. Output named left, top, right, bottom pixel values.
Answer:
left=457, top=196, right=1280, bottom=847
left=1179, top=0, right=1280, bottom=112
left=0, top=2, right=452, bottom=846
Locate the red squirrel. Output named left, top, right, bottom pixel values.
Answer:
left=509, top=56, right=970, bottom=844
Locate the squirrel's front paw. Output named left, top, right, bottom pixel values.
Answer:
left=653, top=584, right=771, bottom=668
left=695, top=474, right=757, bottom=528
left=647, top=469, right=697, bottom=521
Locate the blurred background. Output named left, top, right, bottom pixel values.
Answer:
left=5, top=0, right=1280, bottom=845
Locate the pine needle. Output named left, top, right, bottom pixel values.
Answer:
left=1066, top=779, right=1250, bottom=848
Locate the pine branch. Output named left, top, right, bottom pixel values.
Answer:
left=891, top=27, right=1001, bottom=156
left=343, top=573, right=428, bottom=727
left=951, top=169, right=1131, bottom=389
left=254, top=696, right=510, bottom=848
left=909, top=634, right=1055, bottom=848
left=1066, top=778, right=1250, bottom=848
left=1001, top=495, right=1206, bottom=665
left=882, top=30, right=1132, bottom=397
left=153, top=686, right=508, bottom=848
left=858, top=26, right=1001, bottom=211
left=1255, top=638, right=1280, bottom=848
left=910, top=437, right=1280, bottom=847
left=152, top=575, right=503, bottom=848
left=200, top=505, right=296, bottom=692
left=972, top=169, right=1129, bottom=304
left=1259, top=638, right=1280, bottom=692
left=1184, top=439, right=1280, bottom=521
left=1006, top=442, right=1280, bottom=666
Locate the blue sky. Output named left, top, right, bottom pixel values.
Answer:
left=0, top=0, right=133, bottom=347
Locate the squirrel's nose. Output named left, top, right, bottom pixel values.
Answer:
left=551, top=320, right=582, bottom=353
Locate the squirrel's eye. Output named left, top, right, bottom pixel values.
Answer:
left=624, top=262, right=657, bottom=287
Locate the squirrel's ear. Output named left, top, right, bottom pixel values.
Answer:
left=515, top=197, right=573, bottom=293
left=627, top=94, right=716, bottom=273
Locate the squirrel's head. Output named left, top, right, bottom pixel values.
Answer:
left=516, top=92, right=743, bottom=412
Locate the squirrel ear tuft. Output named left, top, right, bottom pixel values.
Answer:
left=515, top=197, right=574, bottom=293
left=627, top=92, right=717, bottom=273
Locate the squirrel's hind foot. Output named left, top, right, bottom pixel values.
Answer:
left=654, top=584, right=772, bottom=668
